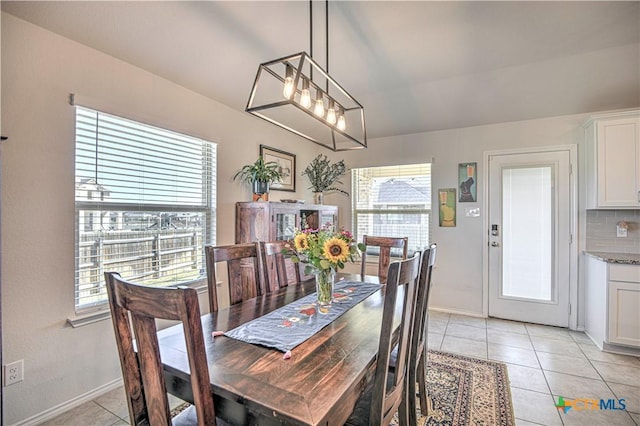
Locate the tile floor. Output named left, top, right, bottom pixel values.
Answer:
left=39, top=311, right=640, bottom=425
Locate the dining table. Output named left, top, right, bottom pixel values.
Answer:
left=158, top=272, right=393, bottom=426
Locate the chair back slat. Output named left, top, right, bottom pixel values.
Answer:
left=369, top=252, right=421, bottom=425
left=260, top=241, right=301, bottom=291
left=413, top=244, right=437, bottom=351
left=205, top=243, right=262, bottom=313
left=107, top=286, right=148, bottom=425
left=131, top=314, right=171, bottom=425
left=361, top=235, right=408, bottom=284
left=105, top=272, right=217, bottom=426
left=405, top=243, right=437, bottom=425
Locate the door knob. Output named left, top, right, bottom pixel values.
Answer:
left=491, top=241, right=500, bottom=247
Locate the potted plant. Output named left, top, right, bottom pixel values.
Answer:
left=302, top=154, right=348, bottom=204
left=233, top=156, right=283, bottom=201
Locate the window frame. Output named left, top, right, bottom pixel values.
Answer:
left=351, top=164, right=432, bottom=259
left=73, top=106, right=216, bottom=313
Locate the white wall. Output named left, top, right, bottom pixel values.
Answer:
left=0, top=13, right=326, bottom=424
left=333, top=116, right=588, bottom=316
left=1, top=10, right=632, bottom=425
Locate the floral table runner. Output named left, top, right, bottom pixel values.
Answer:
left=224, top=281, right=382, bottom=353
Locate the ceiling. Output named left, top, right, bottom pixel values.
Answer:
left=3, top=1, right=639, bottom=140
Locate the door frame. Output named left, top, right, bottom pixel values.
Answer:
left=482, top=145, right=578, bottom=329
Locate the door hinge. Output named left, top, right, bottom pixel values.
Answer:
left=569, top=163, right=573, bottom=175
left=569, top=234, right=573, bottom=244
left=569, top=304, right=572, bottom=315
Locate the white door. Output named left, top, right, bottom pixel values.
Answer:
left=488, top=150, right=572, bottom=327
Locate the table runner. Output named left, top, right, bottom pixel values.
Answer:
left=224, top=280, right=382, bottom=353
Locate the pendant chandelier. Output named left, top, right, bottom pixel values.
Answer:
left=245, top=1, right=367, bottom=152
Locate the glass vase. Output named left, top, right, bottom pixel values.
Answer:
left=314, top=268, right=335, bottom=307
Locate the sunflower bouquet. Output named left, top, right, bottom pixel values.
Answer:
left=288, top=224, right=363, bottom=305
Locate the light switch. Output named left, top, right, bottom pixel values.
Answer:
left=465, top=207, right=480, bottom=217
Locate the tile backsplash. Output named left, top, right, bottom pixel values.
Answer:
left=586, top=210, right=640, bottom=254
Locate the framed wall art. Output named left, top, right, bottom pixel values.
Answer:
left=458, top=162, right=477, bottom=202
left=438, top=188, right=456, bottom=227
left=260, top=145, right=296, bottom=192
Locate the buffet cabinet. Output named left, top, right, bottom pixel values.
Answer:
left=584, top=110, right=640, bottom=209
left=235, top=202, right=338, bottom=243
left=235, top=202, right=339, bottom=285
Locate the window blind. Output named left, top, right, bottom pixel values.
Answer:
left=352, top=163, right=431, bottom=256
left=74, top=106, right=216, bottom=311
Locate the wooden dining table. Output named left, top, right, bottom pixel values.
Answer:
left=158, top=273, right=389, bottom=426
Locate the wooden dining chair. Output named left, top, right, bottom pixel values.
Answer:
left=205, top=242, right=262, bottom=313
left=345, top=252, right=421, bottom=426
left=260, top=240, right=301, bottom=292
left=406, top=243, right=437, bottom=425
left=104, top=272, right=219, bottom=426
left=360, top=235, right=409, bottom=284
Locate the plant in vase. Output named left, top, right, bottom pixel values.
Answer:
left=233, top=156, right=283, bottom=201
left=301, top=154, right=348, bottom=204
left=287, top=225, right=363, bottom=307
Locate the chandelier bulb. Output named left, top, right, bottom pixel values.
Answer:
left=283, top=65, right=295, bottom=99
left=300, top=78, right=311, bottom=109
left=314, top=90, right=325, bottom=117
left=326, top=99, right=337, bottom=125
left=337, top=107, right=346, bottom=131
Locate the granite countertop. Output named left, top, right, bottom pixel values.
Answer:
left=584, top=251, right=640, bottom=265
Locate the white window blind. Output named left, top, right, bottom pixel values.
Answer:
left=352, top=163, right=431, bottom=256
left=74, top=106, right=216, bottom=311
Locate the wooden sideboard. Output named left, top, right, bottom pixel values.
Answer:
left=235, top=201, right=338, bottom=243
left=235, top=202, right=339, bottom=285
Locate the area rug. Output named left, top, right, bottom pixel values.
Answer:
left=172, top=350, right=515, bottom=425
left=390, top=350, right=515, bottom=425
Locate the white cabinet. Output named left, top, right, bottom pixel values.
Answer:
left=585, top=111, right=640, bottom=209
left=608, top=264, right=640, bottom=347
left=585, top=255, right=640, bottom=352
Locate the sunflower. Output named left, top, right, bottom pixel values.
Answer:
left=288, top=225, right=360, bottom=273
left=294, top=233, right=309, bottom=251
left=323, top=237, right=349, bottom=263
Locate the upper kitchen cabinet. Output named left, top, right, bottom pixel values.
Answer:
left=585, top=110, right=640, bottom=209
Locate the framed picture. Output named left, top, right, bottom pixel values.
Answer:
left=260, top=145, right=296, bottom=192
left=458, top=162, right=477, bottom=202
left=438, top=188, right=456, bottom=227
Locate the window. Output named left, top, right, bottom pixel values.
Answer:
left=352, top=164, right=431, bottom=256
left=74, top=106, right=216, bottom=311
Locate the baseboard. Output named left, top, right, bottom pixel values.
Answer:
left=583, top=331, right=640, bottom=356
left=428, top=306, right=485, bottom=318
left=430, top=306, right=585, bottom=331
left=602, top=342, right=640, bottom=357
left=11, top=378, right=123, bottom=426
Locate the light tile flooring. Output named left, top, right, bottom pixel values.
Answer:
left=39, top=311, right=640, bottom=425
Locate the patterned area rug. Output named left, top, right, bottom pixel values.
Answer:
left=391, top=350, right=515, bottom=425
left=172, top=350, right=515, bottom=425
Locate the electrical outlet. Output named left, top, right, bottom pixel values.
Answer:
left=4, top=360, right=24, bottom=386
left=617, top=224, right=628, bottom=238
